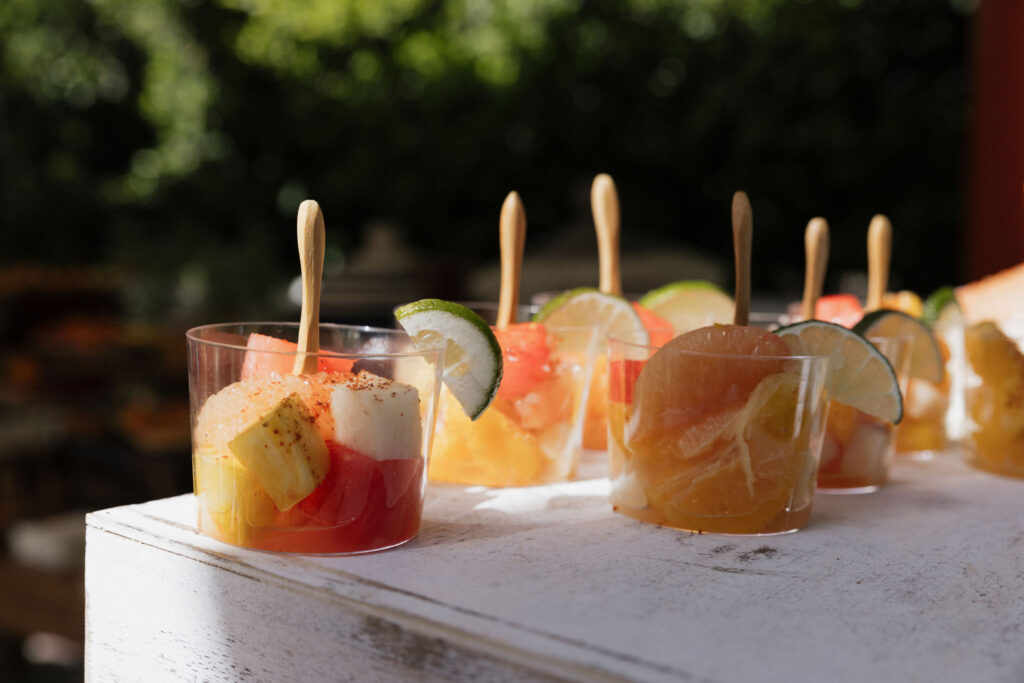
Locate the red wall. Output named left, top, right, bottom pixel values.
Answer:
left=968, top=0, right=1024, bottom=280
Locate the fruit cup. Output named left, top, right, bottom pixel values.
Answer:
left=817, top=336, right=911, bottom=493
left=895, top=323, right=966, bottom=457
left=187, top=323, right=442, bottom=554
left=607, top=325, right=831, bottom=535
left=963, top=319, right=1024, bottom=478
left=427, top=302, right=599, bottom=487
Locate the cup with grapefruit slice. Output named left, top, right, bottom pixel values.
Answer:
left=607, top=323, right=833, bottom=535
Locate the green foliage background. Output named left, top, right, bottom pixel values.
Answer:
left=0, top=0, right=971, bottom=317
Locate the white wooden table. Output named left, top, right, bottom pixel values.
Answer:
left=85, top=452, right=1024, bottom=682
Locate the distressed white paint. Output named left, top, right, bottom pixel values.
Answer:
left=85, top=451, right=1024, bottom=682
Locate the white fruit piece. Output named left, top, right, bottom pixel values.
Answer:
left=332, top=371, right=422, bottom=461
left=227, top=393, right=330, bottom=511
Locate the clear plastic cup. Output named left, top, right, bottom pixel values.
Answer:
left=428, top=304, right=599, bottom=487
left=607, top=329, right=831, bottom=535
left=964, top=318, right=1024, bottom=478
left=817, top=336, right=911, bottom=493
left=895, top=323, right=967, bottom=458
left=186, top=323, right=442, bottom=554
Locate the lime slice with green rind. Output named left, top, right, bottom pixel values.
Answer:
left=921, top=286, right=964, bottom=329
left=638, top=280, right=734, bottom=333
left=533, top=287, right=649, bottom=344
left=854, top=309, right=945, bottom=383
left=776, top=320, right=903, bottom=424
left=394, top=299, right=502, bottom=420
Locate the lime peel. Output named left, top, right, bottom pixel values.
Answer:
left=776, top=320, right=904, bottom=424
left=853, top=309, right=945, bottom=383
left=394, top=299, right=502, bottom=420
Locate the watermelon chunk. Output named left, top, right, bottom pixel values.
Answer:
left=493, top=322, right=551, bottom=400
left=240, top=333, right=355, bottom=379
left=815, top=294, right=864, bottom=329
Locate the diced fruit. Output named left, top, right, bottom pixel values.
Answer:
left=298, top=442, right=375, bottom=526
left=195, top=373, right=338, bottom=455
left=240, top=333, right=354, bottom=379
left=854, top=309, right=944, bottom=383
left=331, top=371, right=422, bottom=461
left=394, top=299, right=503, bottom=420
left=814, top=294, right=864, bottom=328
left=493, top=322, right=551, bottom=400
left=227, top=393, right=330, bottom=511
left=879, top=290, right=925, bottom=318
left=194, top=446, right=280, bottom=544
left=956, top=262, right=1024, bottom=328
left=429, top=389, right=549, bottom=486
left=631, top=303, right=675, bottom=347
left=638, top=280, right=734, bottom=334
left=776, top=320, right=903, bottom=424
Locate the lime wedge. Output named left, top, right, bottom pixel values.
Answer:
left=638, top=281, right=734, bottom=333
left=921, top=286, right=964, bottom=329
left=394, top=299, right=502, bottom=420
left=776, top=320, right=903, bottom=424
left=533, top=287, right=649, bottom=344
left=853, top=309, right=944, bottom=383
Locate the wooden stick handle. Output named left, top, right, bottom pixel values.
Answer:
left=866, top=214, right=892, bottom=311
left=292, top=200, right=325, bottom=375
left=732, top=191, right=753, bottom=326
left=592, top=173, right=622, bottom=295
left=801, top=217, right=829, bottom=321
left=496, top=191, right=526, bottom=329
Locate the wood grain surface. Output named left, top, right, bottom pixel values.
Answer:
left=86, top=453, right=1024, bottom=682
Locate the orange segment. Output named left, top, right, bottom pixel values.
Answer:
left=615, top=325, right=822, bottom=534
left=626, top=373, right=815, bottom=534
left=428, top=390, right=549, bottom=486
left=630, top=325, right=789, bottom=442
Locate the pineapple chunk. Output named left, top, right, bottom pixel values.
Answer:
left=227, top=393, right=329, bottom=511
left=331, top=371, right=422, bottom=461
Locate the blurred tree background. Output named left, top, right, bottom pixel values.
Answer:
left=0, top=0, right=972, bottom=318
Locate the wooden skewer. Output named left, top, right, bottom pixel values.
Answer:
left=592, top=173, right=622, bottom=296
left=496, top=191, right=526, bottom=329
left=292, top=199, right=326, bottom=375
left=866, top=214, right=892, bottom=312
left=801, top=217, right=830, bottom=321
left=731, top=191, right=753, bottom=326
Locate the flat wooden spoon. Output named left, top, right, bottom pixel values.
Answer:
left=592, top=173, right=622, bottom=296
left=866, top=214, right=892, bottom=312
left=732, top=191, right=753, bottom=326
left=801, top=217, right=830, bottom=321
left=292, top=199, right=326, bottom=375
left=496, top=191, right=526, bottom=329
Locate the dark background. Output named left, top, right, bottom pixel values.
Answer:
left=0, top=0, right=990, bottom=678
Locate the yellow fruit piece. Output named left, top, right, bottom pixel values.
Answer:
left=429, top=390, right=549, bottom=486
left=194, top=447, right=279, bottom=545
left=227, top=393, right=329, bottom=511
left=880, top=290, right=924, bottom=318
left=964, top=321, right=1024, bottom=477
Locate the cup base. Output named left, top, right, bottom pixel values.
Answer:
left=816, top=484, right=881, bottom=495
left=613, top=504, right=812, bottom=536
